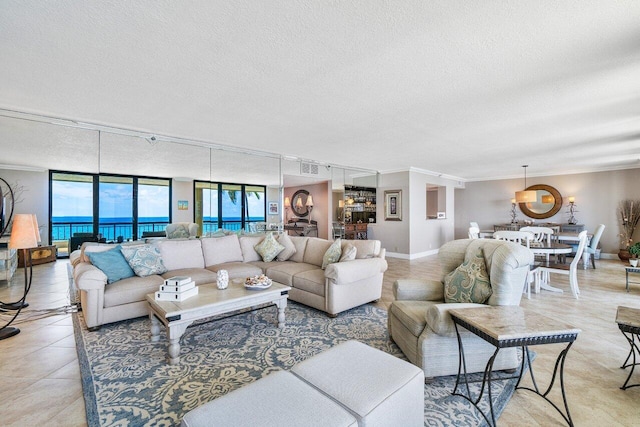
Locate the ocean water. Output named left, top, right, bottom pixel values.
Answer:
left=51, top=216, right=263, bottom=241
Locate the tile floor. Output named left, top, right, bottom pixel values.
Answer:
left=1, top=255, right=639, bottom=426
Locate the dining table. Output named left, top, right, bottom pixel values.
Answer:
left=529, top=242, right=573, bottom=293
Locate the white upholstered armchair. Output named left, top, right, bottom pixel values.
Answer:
left=388, top=238, right=534, bottom=379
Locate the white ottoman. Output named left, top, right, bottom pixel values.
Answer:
left=291, top=340, right=425, bottom=426
left=181, top=370, right=357, bottom=427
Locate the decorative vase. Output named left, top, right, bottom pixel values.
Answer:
left=619, top=249, right=631, bottom=262
left=216, top=270, right=229, bottom=290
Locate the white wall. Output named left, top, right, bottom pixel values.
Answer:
left=171, top=180, right=193, bottom=223
left=455, top=168, right=640, bottom=255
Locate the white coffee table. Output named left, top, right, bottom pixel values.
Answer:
left=146, top=281, right=291, bottom=364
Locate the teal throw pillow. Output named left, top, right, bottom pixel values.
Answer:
left=254, top=233, right=285, bottom=262
left=444, top=248, right=492, bottom=304
left=86, top=245, right=135, bottom=284
left=120, top=244, right=168, bottom=277
left=322, top=238, right=342, bottom=269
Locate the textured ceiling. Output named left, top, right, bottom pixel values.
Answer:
left=1, top=1, right=639, bottom=181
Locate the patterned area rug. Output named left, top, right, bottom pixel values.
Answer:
left=73, top=302, right=520, bottom=427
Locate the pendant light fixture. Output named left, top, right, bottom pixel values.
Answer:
left=515, top=165, right=537, bottom=203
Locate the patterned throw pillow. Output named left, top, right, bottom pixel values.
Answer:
left=120, top=244, right=168, bottom=277
left=339, top=243, right=357, bottom=262
left=86, top=245, right=135, bottom=284
left=444, top=248, right=492, bottom=304
left=322, top=238, right=343, bottom=269
left=276, top=232, right=297, bottom=261
left=254, top=233, right=285, bottom=262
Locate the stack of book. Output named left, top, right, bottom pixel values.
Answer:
left=155, top=276, right=198, bottom=301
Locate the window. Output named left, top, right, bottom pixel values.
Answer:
left=50, top=171, right=171, bottom=254
left=195, top=181, right=266, bottom=234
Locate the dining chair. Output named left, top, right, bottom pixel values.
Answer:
left=332, top=222, right=345, bottom=240
left=582, top=224, right=605, bottom=269
left=468, top=226, right=480, bottom=239
left=494, top=230, right=536, bottom=298
left=493, top=230, right=534, bottom=248
left=537, top=230, right=588, bottom=299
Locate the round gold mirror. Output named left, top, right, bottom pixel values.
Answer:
left=518, top=184, right=562, bottom=219
left=291, top=189, right=310, bottom=217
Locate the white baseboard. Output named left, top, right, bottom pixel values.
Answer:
left=386, top=249, right=438, bottom=260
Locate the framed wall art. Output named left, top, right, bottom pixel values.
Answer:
left=384, top=190, right=402, bottom=221
left=268, top=202, right=279, bottom=215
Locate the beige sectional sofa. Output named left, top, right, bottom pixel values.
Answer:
left=72, top=234, right=387, bottom=330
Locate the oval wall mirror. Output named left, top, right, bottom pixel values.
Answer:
left=518, top=184, right=562, bottom=219
left=291, top=189, right=310, bottom=217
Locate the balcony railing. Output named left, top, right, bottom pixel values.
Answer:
left=51, top=221, right=170, bottom=242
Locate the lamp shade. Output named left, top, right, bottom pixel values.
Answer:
left=305, top=195, right=314, bottom=207
left=295, top=197, right=303, bottom=208
left=284, top=197, right=291, bottom=208
left=338, top=199, right=344, bottom=208
left=541, top=195, right=554, bottom=204
left=9, top=214, right=39, bottom=249
left=515, top=190, right=537, bottom=203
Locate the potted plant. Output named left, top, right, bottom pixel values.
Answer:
left=629, top=242, right=640, bottom=267
left=618, top=199, right=640, bottom=261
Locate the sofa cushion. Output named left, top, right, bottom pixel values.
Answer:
left=292, top=268, right=326, bottom=296
left=304, top=238, right=333, bottom=267
left=254, top=233, right=285, bottom=262
left=85, top=245, right=135, bottom=284
left=426, top=302, right=487, bottom=337
left=103, top=274, right=164, bottom=308
left=201, top=234, right=244, bottom=266
left=339, top=243, right=357, bottom=262
left=322, top=238, right=342, bottom=269
left=238, top=235, right=265, bottom=262
left=289, top=236, right=309, bottom=263
left=276, top=232, right=297, bottom=261
left=157, top=239, right=205, bottom=270
left=120, top=244, right=168, bottom=277
left=265, top=262, right=319, bottom=286
left=444, top=248, right=492, bottom=304
left=161, top=268, right=217, bottom=285
left=206, top=262, right=262, bottom=279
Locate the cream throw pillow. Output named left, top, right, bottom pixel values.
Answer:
left=339, top=243, right=357, bottom=262
left=276, top=232, right=297, bottom=261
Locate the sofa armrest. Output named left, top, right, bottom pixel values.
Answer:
left=426, top=302, right=487, bottom=337
left=393, top=279, right=444, bottom=301
left=74, top=262, right=108, bottom=291
left=324, top=258, right=388, bottom=285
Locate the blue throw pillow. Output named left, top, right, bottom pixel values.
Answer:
left=86, top=245, right=135, bottom=284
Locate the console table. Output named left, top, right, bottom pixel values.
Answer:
left=450, top=306, right=580, bottom=427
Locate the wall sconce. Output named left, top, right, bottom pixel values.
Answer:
left=510, top=198, right=518, bottom=224
left=284, top=196, right=291, bottom=221
left=306, top=194, right=314, bottom=220
left=567, top=196, right=578, bottom=225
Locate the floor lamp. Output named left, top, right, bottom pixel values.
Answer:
left=0, top=214, right=39, bottom=340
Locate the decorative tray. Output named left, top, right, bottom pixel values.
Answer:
left=244, top=274, right=272, bottom=290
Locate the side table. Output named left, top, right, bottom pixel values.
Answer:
left=625, top=267, right=640, bottom=292
left=615, top=306, right=640, bottom=390
left=450, top=306, right=580, bottom=427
